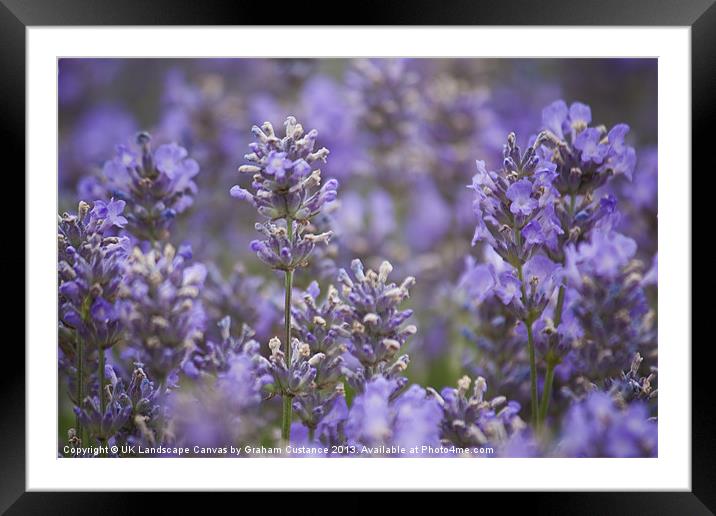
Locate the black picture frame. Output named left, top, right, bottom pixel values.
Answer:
left=4, top=0, right=712, bottom=512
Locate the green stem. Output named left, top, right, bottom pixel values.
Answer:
left=517, top=263, right=539, bottom=427
left=75, top=335, right=84, bottom=445
left=281, top=218, right=294, bottom=444
left=98, top=344, right=106, bottom=456
left=554, top=286, right=566, bottom=326
left=538, top=360, right=556, bottom=428
left=99, top=345, right=106, bottom=416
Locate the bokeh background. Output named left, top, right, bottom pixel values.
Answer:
left=58, top=58, right=657, bottom=441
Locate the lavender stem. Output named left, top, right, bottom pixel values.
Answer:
left=281, top=218, right=294, bottom=443
left=517, top=262, right=539, bottom=427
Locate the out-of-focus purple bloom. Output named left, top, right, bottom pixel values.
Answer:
left=458, top=257, right=496, bottom=303
left=541, top=100, right=569, bottom=139
left=90, top=133, right=200, bottom=243
left=183, top=316, right=260, bottom=379
left=560, top=228, right=655, bottom=380
left=299, top=76, right=360, bottom=180
left=202, top=263, right=281, bottom=343
left=565, top=226, right=637, bottom=281
left=347, top=59, right=420, bottom=150
left=557, top=392, right=656, bottom=457
left=604, top=146, right=658, bottom=258
left=61, top=104, right=137, bottom=191
left=158, top=69, right=247, bottom=164
left=406, top=178, right=452, bottom=252
left=331, top=189, right=396, bottom=257
left=344, top=377, right=443, bottom=455
left=346, top=59, right=428, bottom=185
left=120, top=244, right=207, bottom=384
left=642, top=253, right=658, bottom=286
left=420, top=75, right=504, bottom=183
left=170, top=339, right=271, bottom=451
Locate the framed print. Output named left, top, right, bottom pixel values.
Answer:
left=4, top=0, right=713, bottom=512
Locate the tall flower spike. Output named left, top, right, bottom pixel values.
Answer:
left=58, top=199, right=130, bottom=447
left=232, top=116, right=339, bottom=443
left=470, top=131, right=564, bottom=426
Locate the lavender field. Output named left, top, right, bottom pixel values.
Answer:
left=57, top=58, right=657, bottom=458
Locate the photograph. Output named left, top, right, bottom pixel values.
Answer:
left=56, top=57, right=658, bottom=459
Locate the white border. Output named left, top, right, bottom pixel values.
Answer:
left=27, top=27, right=690, bottom=490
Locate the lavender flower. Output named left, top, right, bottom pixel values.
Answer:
left=346, top=59, right=420, bottom=151
left=120, top=243, right=207, bottom=385
left=604, top=146, right=658, bottom=258
left=561, top=227, right=655, bottom=381
left=291, top=283, right=350, bottom=385
left=202, top=263, right=280, bottom=343
left=344, top=377, right=443, bottom=455
left=232, top=116, right=336, bottom=225
left=59, top=199, right=130, bottom=447
left=289, top=283, right=350, bottom=433
left=232, top=115, right=339, bottom=442
left=428, top=376, right=526, bottom=453
left=170, top=340, right=271, bottom=451
left=107, top=364, right=163, bottom=448
left=538, top=100, right=636, bottom=262
left=337, top=259, right=416, bottom=391
left=469, top=133, right=565, bottom=425
left=469, top=133, right=562, bottom=267
left=92, top=132, right=200, bottom=243
left=458, top=253, right=530, bottom=403
left=75, top=365, right=132, bottom=446
left=557, top=392, right=657, bottom=457
left=58, top=200, right=130, bottom=350
left=262, top=336, right=320, bottom=398
left=563, top=353, right=658, bottom=415
left=249, top=221, right=332, bottom=272
left=183, top=316, right=259, bottom=379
